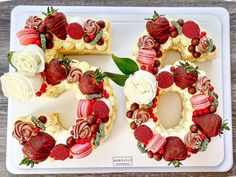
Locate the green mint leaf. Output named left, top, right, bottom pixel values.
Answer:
left=31, top=115, right=46, bottom=131
left=137, top=141, right=146, bottom=153
left=40, top=34, right=47, bottom=52
left=104, top=72, right=129, bottom=86
left=7, top=51, right=17, bottom=71
left=198, top=138, right=209, bottom=152
left=112, top=54, right=139, bottom=75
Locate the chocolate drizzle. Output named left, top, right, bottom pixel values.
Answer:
left=84, top=19, right=100, bottom=36
left=73, top=119, right=92, bottom=139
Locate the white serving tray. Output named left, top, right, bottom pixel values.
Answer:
left=6, top=6, right=232, bottom=174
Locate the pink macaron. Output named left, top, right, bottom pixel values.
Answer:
left=190, top=94, right=211, bottom=110
left=71, top=142, right=92, bottom=158
left=137, top=49, right=156, bottom=65
left=76, top=99, right=93, bottom=118
left=145, top=133, right=166, bottom=153
left=16, top=28, right=39, bottom=45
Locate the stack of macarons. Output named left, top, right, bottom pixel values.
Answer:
left=137, top=49, right=156, bottom=65
left=17, top=28, right=39, bottom=45
left=190, top=94, right=211, bottom=110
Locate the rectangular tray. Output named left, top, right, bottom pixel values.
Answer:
left=6, top=6, right=232, bottom=174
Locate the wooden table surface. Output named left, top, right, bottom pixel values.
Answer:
left=0, top=0, right=235, bottom=176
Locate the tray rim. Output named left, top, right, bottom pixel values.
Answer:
left=6, top=5, right=232, bottom=174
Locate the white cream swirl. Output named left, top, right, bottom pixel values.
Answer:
left=0, top=72, right=43, bottom=102
left=124, top=70, right=157, bottom=104
left=11, top=44, right=45, bottom=77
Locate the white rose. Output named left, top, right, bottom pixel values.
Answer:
left=11, top=44, right=45, bottom=77
left=0, top=72, right=43, bottom=102
left=124, top=70, right=157, bottom=105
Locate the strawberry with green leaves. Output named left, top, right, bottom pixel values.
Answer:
left=43, top=7, right=68, bottom=40
left=79, top=69, right=105, bottom=95
left=146, top=11, right=170, bottom=44
left=173, top=61, right=199, bottom=89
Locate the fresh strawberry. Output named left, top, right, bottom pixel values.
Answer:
left=192, top=113, right=222, bottom=137
left=22, top=132, right=55, bottom=162
left=173, top=61, right=199, bottom=89
left=79, top=69, right=104, bottom=95
left=146, top=11, right=170, bottom=44
left=50, top=144, right=70, bottom=160
left=163, top=136, right=187, bottom=162
left=45, top=58, right=70, bottom=85
left=43, top=7, right=68, bottom=40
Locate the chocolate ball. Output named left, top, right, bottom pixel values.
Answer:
left=156, top=50, right=162, bottom=58
left=97, top=20, right=106, bottom=29
left=153, top=67, right=159, bottom=74
left=191, top=38, right=200, bottom=46
left=46, top=41, right=54, bottom=49
left=177, top=19, right=184, bottom=26
left=130, top=121, right=137, bottom=130
left=38, top=116, right=47, bottom=124
left=154, top=153, right=162, bottom=161
left=193, top=51, right=201, bottom=58
left=102, top=116, right=109, bottom=123
left=154, top=60, right=161, bottom=67
left=97, top=38, right=104, bottom=46
left=154, top=42, right=160, bottom=51
left=87, top=115, right=96, bottom=125
left=147, top=151, right=154, bottom=158
left=37, top=24, right=46, bottom=34
left=188, top=86, right=196, bottom=95
left=66, top=136, right=75, bottom=147
left=209, top=105, right=217, bottom=113
left=211, top=45, right=216, bottom=52
left=90, top=124, right=99, bottom=133
left=130, top=103, right=139, bottom=111
left=170, top=30, right=178, bottom=38
left=190, top=124, right=199, bottom=133
left=45, top=32, right=53, bottom=42
left=126, top=110, right=133, bottom=118
left=188, top=45, right=195, bottom=53
left=83, top=35, right=91, bottom=43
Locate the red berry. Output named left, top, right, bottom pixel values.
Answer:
left=209, top=86, right=214, bottom=91
left=159, top=149, right=164, bottom=155
left=198, top=34, right=203, bottom=39
left=208, top=96, right=214, bottom=102
left=70, top=130, right=74, bottom=135
left=147, top=108, right=153, bottom=113
left=193, top=110, right=198, bottom=116
left=150, top=113, right=154, bottom=117
left=40, top=71, right=46, bottom=77
left=69, top=155, right=73, bottom=159
left=187, top=154, right=191, bottom=158
left=148, top=65, right=154, bottom=71
left=153, top=117, right=158, bottom=122
left=141, top=65, right=146, bottom=70
left=170, top=66, right=175, bottom=72
left=201, top=31, right=206, bottom=36
left=102, top=89, right=107, bottom=95
left=33, top=127, right=40, bottom=133
left=199, top=110, right=203, bottom=115
left=200, top=134, right=206, bottom=140
left=40, top=83, right=47, bottom=92
left=169, top=26, right=176, bottom=32
left=96, top=118, right=102, bottom=124
left=104, top=93, right=109, bottom=99
left=204, top=108, right=209, bottom=114
left=36, top=91, right=42, bottom=97
left=89, top=34, right=95, bottom=40
left=153, top=98, right=158, bottom=103
left=92, top=133, right=96, bottom=138
left=76, top=139, right=81, bottom=144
